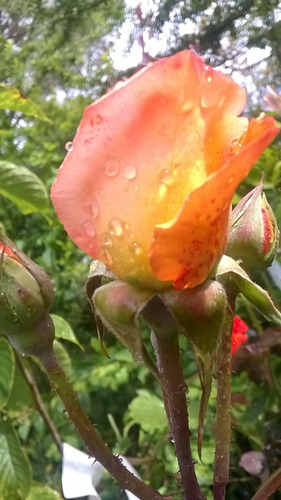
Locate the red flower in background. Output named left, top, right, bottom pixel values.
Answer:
left=51, top=50, right=278, bottom=291
left=232, top=316, right=249, bottom=354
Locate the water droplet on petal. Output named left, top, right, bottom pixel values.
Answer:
left=65, top=141, right=73, bottom=152
left=98, top=247, right=112, bottom=265
left=122, top=164, right=137, bottom=180
left=159, top=169, right=174, bottom=185
left=81, top=220, right=96, bottom=237
left=104, top=157, right=119, bottom=177
left=91, top=196, right=99, bottom=218
left=158, top=184, right=167, bottom=200
left=129, top=242, right=142, bottom=255
left=108, top=217, right=124, bottom=237
left=102, top=232, right=112, bottom=246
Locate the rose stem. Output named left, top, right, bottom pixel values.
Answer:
left=213, top=294, right=236, bottom=500
left=38, top=348, right=173, bottom=500
left=16, top=353, right=62, bottom=455
left=251, top=467, right=281, bottom=500
left=152, top=328, right=206, bottom=500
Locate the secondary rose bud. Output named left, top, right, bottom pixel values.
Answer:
left=226, top=180, right=279, bottom=272
left=0, top=232, right=55, bottom=356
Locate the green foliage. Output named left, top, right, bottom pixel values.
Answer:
left=26, top=483, right=62, bottom=500
left=0, top=161, right=49, bottom=214
left=0, top=338, right=15, bottom=410
left=51, top=314, right=83, bottom=350
left=0, top=85, right=51, bottom=123
left=125, top=389, right=167, bottom=433
left=0, top=419, right=32, bottom=500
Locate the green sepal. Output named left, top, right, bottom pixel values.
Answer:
left=86, top=260, right=117, bottom=357
left=88, top=277, right=159, bottom=379
left=163, top=280, right=227, bottom=458
left=214, top=255, right=281, bottom=324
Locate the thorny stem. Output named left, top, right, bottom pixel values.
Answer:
left=152, top=328, right=206, bottom=500
left=213, top=293, right=236, bottom=500
left=38, top=348, right=172, bottom=500
left=16, top=353, right=62, bottom=455
left=251, top=467, right=281, bottom=500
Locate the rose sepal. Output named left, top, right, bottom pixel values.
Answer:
left=88, top=275, right=158, bottom=377
left=161, top=280, right=227, bottom=458
left=213, top=255, right=281, bottom=324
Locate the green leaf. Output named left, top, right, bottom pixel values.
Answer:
left=53, top=339, right=71, bottom=377
left=26, top=483, right=62, bottom=500
left=0, top=84, right=51, bottom=123
left=0, top=419, right=32, bottom=500
left=0, top=338, right=15, bottom=410
left=126, top=389, right=167, bottom=433
left=7, top=362, right=34, bottom=413
left=51, top=314, right=83, bottom=350
left=0, top=161, right=49, bottom=214
left=215, top=255, right=281, bottom=325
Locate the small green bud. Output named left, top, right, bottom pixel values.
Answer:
left=226, top=180, right=279, bottom=272
left=0, top=232, right=55, bottom=356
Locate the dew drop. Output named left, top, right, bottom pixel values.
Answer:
left=159, top=169, right=174, bottom=185
left=98, top=247, right=113, bottom=265
left=108, top=217, right=124, bottom=237
left=65, top=141, right=73, bottom=152
left=91, top=196, right=99, bottom=218
left=104, top=157, right=119, bottom=177
left=102, top=232, right=112, bottom=247
left=158, top=184, right=167, bottom=200
left=81, top=220, right=96, bottom=237
left=129, top=242, right=142, bottom=255
left=122, top=164, right=137, bottom=180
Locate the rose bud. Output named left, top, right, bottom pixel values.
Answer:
left=0, top=232, right=55, bottom=356
left=226, top=180, right=279, bottom=272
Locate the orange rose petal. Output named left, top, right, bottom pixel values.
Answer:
left=51, top=51, right=249, bottom=288
left=51, top=50, right=278, bottom=290
left=150, top=116, right=278, bottom=289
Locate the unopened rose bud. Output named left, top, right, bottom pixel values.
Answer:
left=226, top=181, right=279, bottom=272
left=0, top=232, right=55, bottom=356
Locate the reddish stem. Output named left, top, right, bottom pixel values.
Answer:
left=39, top=348, right=173, bottom=500
left=152, top=328, right=206, bottom=500
left=251, top=467, right=281, bottom=500
left=213, top=296, right=236, bottom=500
